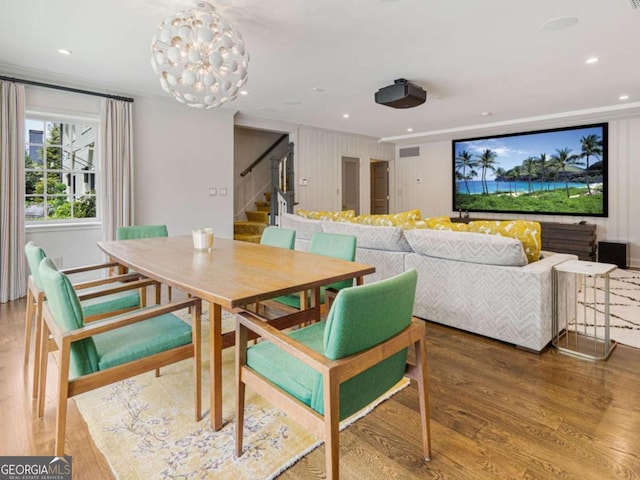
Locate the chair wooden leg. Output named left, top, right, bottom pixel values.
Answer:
left=37, top=320, right=50, bottom=418
left=155, top=284, right=161, bottom=305
left=55, top=340, right=72, bottom=456
left=23, top=288, right=34, bottom=365
left=168, top=285, right=172, bottom=302
left=193, top=301, right=202, bottom=421
left=33, top=293, right=45, bottom=399
left=415, top=336, right=432, bottom=461
left=323, top=373, right=340, bottom=480
left=140, top=286, right=148, bottom=307
left=235, top=322, right=248, bottom=457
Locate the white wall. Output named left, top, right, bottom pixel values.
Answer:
left=394, top=116, right=640, bottom=267
left=296, top=126, right=395, bottom=214
left=133, top=97, right=235, bottom=238
left=23, top=87, right=236, bottom=278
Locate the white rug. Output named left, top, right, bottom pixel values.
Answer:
left=576, top=268, right=640, bottom=349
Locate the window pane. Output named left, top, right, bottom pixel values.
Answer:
left=25, top=199, right=46, bottom=220
left=74, top=148, right=95, bottom=170
left=44, top=146, right=62, bottom=168
left=45, top=172, right=62, bottom=194
left=74, top=194, right=96, bottom=218
left=25, top=170, right=44, bottom=195
left=50, top=198, right=70, bottom=219
left=25, top=145, right=44, bottom=166
left=45, top=122, right=62, bottom=145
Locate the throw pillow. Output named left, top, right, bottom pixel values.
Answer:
left=468, top=220, right=541, bottom=263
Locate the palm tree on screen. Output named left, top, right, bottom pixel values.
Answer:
left=550, top=147, right=582, bottom=197
left=537, top=153, right=549, bottom=191
left=494, top=167, right=506, bottom=193
left=580, top=134, right=603, bottom=195
left=455, top=150, right=478, bottom=195
left=522, top=157, right=537, bottom=194
left=479, top=149, right=497, bottom=195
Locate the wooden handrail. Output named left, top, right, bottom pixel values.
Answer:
left=240, top=133, right=288, bottom=177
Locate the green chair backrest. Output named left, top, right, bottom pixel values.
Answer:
left=38, top=258, right=99, bottom=377
left=317, top=269, right=418, bottom=419
left=309, top=232, right=357, bottom=291
left=260, top=227, right=296, bottom=250
left=25, top=241, right=47, bottom=290
left=116, top=225, right=168, bottom=240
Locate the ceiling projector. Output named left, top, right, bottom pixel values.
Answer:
left=375, top=78, right=426, bottom=109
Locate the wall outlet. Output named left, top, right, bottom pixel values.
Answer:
left=53, top=257, right=63, bottom=268
left=299, top=178, right=308, bottom=186
left=209, top=188, right=217, bottom=196
left=220, top=187, right=228, bottom=196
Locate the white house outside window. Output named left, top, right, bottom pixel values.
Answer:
left=24, top=117, right=98, bottom=222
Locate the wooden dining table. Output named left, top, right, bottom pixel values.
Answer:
left=98, top=235, right=375, bottom=430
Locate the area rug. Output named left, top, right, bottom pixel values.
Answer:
left=576, top=268, right=640, bottom=349
left=74, top=311, right=409, bottom=479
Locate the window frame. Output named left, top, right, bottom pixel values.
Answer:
left=24, top=110, right=101, bottom=226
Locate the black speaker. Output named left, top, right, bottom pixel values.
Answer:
left=598, top=241, right=629, bottom=269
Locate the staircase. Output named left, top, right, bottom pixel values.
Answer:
left=234, top=192, right=271, bottom=243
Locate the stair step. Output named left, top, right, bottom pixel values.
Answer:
left=234, top=233, right=262, bottom=244
left=255, top=201, right=270, bottom=212
left=234, top=221, right=267, bottom=236
left=246, top=210, right=269, bottom=223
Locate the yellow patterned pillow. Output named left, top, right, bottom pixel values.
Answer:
left=296, top=209, right=355, bottom=221
left=468, top=220, right=541, bottom=262
left=429, top=221, right=470, bottom=232
left=356, top=209, right=422, bottom=226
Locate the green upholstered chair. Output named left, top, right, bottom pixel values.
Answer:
left=273, top=232, right=356, bottom=310
left=37, top=257, right=202, bottom=456
left=260, top=226, right=296, bottom=250
left=23, top=241, right=153, bottom=398
left=116, top=224, right=171, bottom=301
left=235, top=269, right=431, bottom=479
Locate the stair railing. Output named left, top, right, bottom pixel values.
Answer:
left=270, top=142, right=295, bottom=226
left=240, top=134, right=288, bottom=177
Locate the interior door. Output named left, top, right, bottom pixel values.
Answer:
left=370, top=160, right=389, bottom=214
left=341, top=156, right=360, bottom=214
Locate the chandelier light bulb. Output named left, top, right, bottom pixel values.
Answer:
left=150, top=1, right=249, bottom=109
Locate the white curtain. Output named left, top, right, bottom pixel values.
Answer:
left=0, top=81, right=26, bottom=303
left=100, top=98, right=134, bottom=241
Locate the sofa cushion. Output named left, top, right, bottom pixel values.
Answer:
left=321, top=221, right=412, bottom=252
left=468, top=220, right=541, bottom=263
left=355, top=209, right=421, bottom=226
left=280, top=213, right=323, bottom=240
left=296, top=209, right=356, bottom=221
left=404, top=228, right=528, bottom=266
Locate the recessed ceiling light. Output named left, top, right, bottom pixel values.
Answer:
left=312, top=87, right=324, bottom=92
left=284, top=100, right=302, bottom=106
left=619, top=94, right=630, bottom=100
left=481, top=112, right=492, bottom=117
left=541, top=16, right=579, bottom=32
left=239, top=90, right=248, bottom=96
left=407, top=128, right=413, bottom=132
left=57, top=48, right=72, bottom=55
left=342, top=113, right=350, bottom=119
left=585, top=57, right=599, bottom=64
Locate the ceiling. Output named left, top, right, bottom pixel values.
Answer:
left=1, top=0, right=640, bottom=144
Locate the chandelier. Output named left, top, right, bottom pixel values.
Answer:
left=150, top=1, right=249, bottom=109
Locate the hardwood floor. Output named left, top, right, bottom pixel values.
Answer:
left=2, top=296, right=639, bottom=479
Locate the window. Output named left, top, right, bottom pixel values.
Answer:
left=24, top=117, right=98, bottom=222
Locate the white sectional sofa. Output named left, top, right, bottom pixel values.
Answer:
left=280, top=213, right=577, bottom=352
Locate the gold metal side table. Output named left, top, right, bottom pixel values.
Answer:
left=552, top=260, right=617, bottom=360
